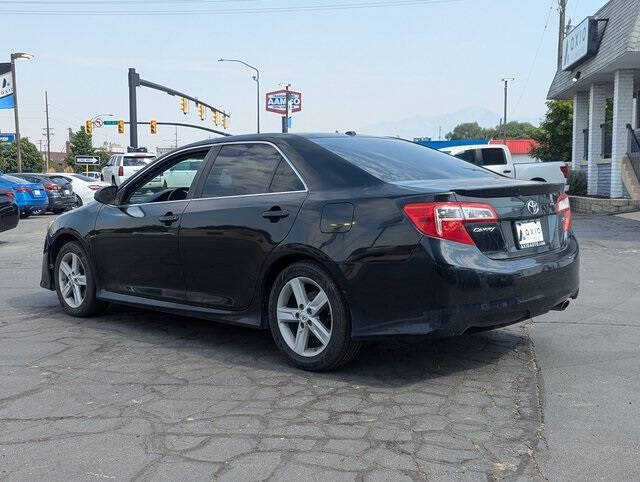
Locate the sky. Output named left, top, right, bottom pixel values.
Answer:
left=0, top=0, right=606, bottom=154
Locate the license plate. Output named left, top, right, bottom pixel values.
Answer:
left=33, top=189, right=41, bottom=196
left=515, top=220, right=545, bottom=248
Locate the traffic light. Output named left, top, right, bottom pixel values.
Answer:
left=213, top=111, right=220, bottom=126
left=222, top=114, right=228, bottom=130
left=150, top=119, right=158, bottom=134
left=85, top=120, right=93, bottom=135
left=117, top=119, right=125, bottom=134
left=180, top=97, right=188, bottom=115
left=198, top=104, right=206, bottom=121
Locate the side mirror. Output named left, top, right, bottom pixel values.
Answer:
left=94, top=185, right=118, bottom=205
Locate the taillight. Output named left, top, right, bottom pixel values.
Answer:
left=403, top=202, right=498, bottom=245
left=5, top=191, right=14, bottom=200
left=560, top=165, right=568, bottom=179
left=556, top=193, right=571, bottom=231
left=14, top=186, right=32, bottom=192
left=45, top=184, right=61, bottom=191
left=118, top=166, right=124, bottom=177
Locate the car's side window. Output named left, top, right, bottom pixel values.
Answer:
left=200, top=144, right=282, bottom=198
left=269, top=159, right=304, bottom=192
left=454, top=149, right=477, bottom=165
left=125, top=151, right=209, bottom=205
left=480, top=148, right=507, bottom=166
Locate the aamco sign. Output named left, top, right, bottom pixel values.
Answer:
left=266, top=89, right=302, bottom=114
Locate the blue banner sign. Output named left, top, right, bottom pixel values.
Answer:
left=0, top=133, right=15, bottom=143
left=0, top=63, right=15, bottom=110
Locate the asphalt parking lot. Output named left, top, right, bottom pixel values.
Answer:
left=0, top=213, right=638, bottom=481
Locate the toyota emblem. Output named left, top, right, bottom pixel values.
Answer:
left=526, top=200, right=540, bottom=215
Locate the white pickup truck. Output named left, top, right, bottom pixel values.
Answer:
left=439, top=144, right=568, bottom=187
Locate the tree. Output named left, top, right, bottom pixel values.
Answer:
left=531, top=100, right=573, bottom=162
left=499, top=121, right=539, bottom=139
left=0, top=138, right=44, bottom=173
left=66, top=126, right=95, bottom=172
left=446, top=122, right=495, bottom=140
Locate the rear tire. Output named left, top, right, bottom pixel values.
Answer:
left=111, top=176, right=116, bottom=186
left=268, top=262, right=361, bottom=371
left=75, top=194, right=83, bottom=207
left=54, top=241, right=107, bottom=317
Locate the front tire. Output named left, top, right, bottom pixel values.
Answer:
left=268, top=262, right=361, bottom=371
left=55, top=242, right=107, bottom=317
left=75, top=194, right=83, bottom=208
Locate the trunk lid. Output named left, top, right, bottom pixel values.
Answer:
left=396, top=178, right=565, bottom=259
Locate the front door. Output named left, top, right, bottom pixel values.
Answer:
left=180, top=142, right=308, bottom=309
left=92, top=148, right=211, bottom=302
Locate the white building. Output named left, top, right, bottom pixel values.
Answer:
left=548, top=0, right=640, bottom=199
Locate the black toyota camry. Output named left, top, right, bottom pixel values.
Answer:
left=41, top=134, right=579, bottom=370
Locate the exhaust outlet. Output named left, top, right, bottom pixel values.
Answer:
left=552, top=299, right=570, bottom=311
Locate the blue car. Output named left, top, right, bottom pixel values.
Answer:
left=0, top=171, right=49, bottom=217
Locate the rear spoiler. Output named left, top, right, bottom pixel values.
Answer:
left=452, top=182, right=564, bottom=198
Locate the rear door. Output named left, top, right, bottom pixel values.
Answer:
left=478, top=147, right=513, bottom=177
left=180, top=142, right=307, bottom=309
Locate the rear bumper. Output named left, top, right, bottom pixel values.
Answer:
left=350, top=234, right=579, bottom=338
left=0, top=204, right=19, bottom=233
left=48, top=196, right=75, bottom=211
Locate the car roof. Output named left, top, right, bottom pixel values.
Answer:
left=122, top=152, right=155, bottom=157
left=440, top=144, right=504, bottom=152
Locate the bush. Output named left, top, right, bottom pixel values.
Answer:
left=567, top=169, right=587, bottom=196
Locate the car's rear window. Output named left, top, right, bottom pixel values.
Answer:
left=2, top=174, right=29, bottom=184
left=311, top=137, right=497, bottom=182
left=72, top=174, right=94, bottom=182
left=123, top=157, right=153, bottom=166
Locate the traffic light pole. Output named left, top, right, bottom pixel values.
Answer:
left=127, top=67, right=229, bottom=148
left=128, top=68, right=139, bottom=149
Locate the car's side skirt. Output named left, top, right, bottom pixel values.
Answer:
left=96, top=290, right=264, bottom=329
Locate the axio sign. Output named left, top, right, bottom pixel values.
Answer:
left=562, top=16, right=599, bottom=71
left=265, top=89, right=302, bottom=114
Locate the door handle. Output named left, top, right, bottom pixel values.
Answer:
left=262, top=207, right=289, bottom=221
left=158, top=212, right=180, bottom=225
left=503, top=170, right=512, bottom=174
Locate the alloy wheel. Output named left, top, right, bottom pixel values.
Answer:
left=277, top=276, right=333, bottom=357
left=58, top=252, right=87, bottom=309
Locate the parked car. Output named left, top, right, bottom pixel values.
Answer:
left=160, top=159, right=200, bottom=188
left=0, top=172, right=49, bottom=217
left=41, top=134, right=579, bottom=371
left=101, top=152, right=155, bottom=186
left=45, top=173, right=109, bottom=207
left=0, top=187, right=19, bottom=234
left=85, top=171, right=101, bottom=180
left=439, top=144, right=569, bottom=187
left=10, top=173, right=75, bottom=214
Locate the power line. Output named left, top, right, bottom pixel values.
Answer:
left=2, top=0, right=463, bottom=15
left=510, top=0, right=555, bottom=120
left=3, top=0, right=254, bottom=4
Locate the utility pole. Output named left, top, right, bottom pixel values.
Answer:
left=174, top=126, right=178, bottom=148
left=45, top=91, right=51, bottom=172
left=557, top=0, right=567, bottom=69
left=501, top=78, right=514, bottom=143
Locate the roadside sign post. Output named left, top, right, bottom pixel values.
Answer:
left=266, top=87, right=302, bottom=133
left=75, top=155, right=99, bottom=176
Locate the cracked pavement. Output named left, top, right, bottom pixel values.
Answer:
left=0, top=214, right=574, bottom=480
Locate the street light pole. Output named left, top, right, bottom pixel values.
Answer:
left=218, top=58, right=260, bottom=133
left=9, top=53, right=33, bottom=173
left=501, top=77, right=514, bottom=143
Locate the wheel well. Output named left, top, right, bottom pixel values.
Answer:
left=49, top=233, right=83, bottom=274
left=259, top=253, right=335, bottom=328
left=531, top=177, right=546, bottom=182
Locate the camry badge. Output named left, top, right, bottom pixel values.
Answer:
left=526, top=200, right=540, bottom=215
